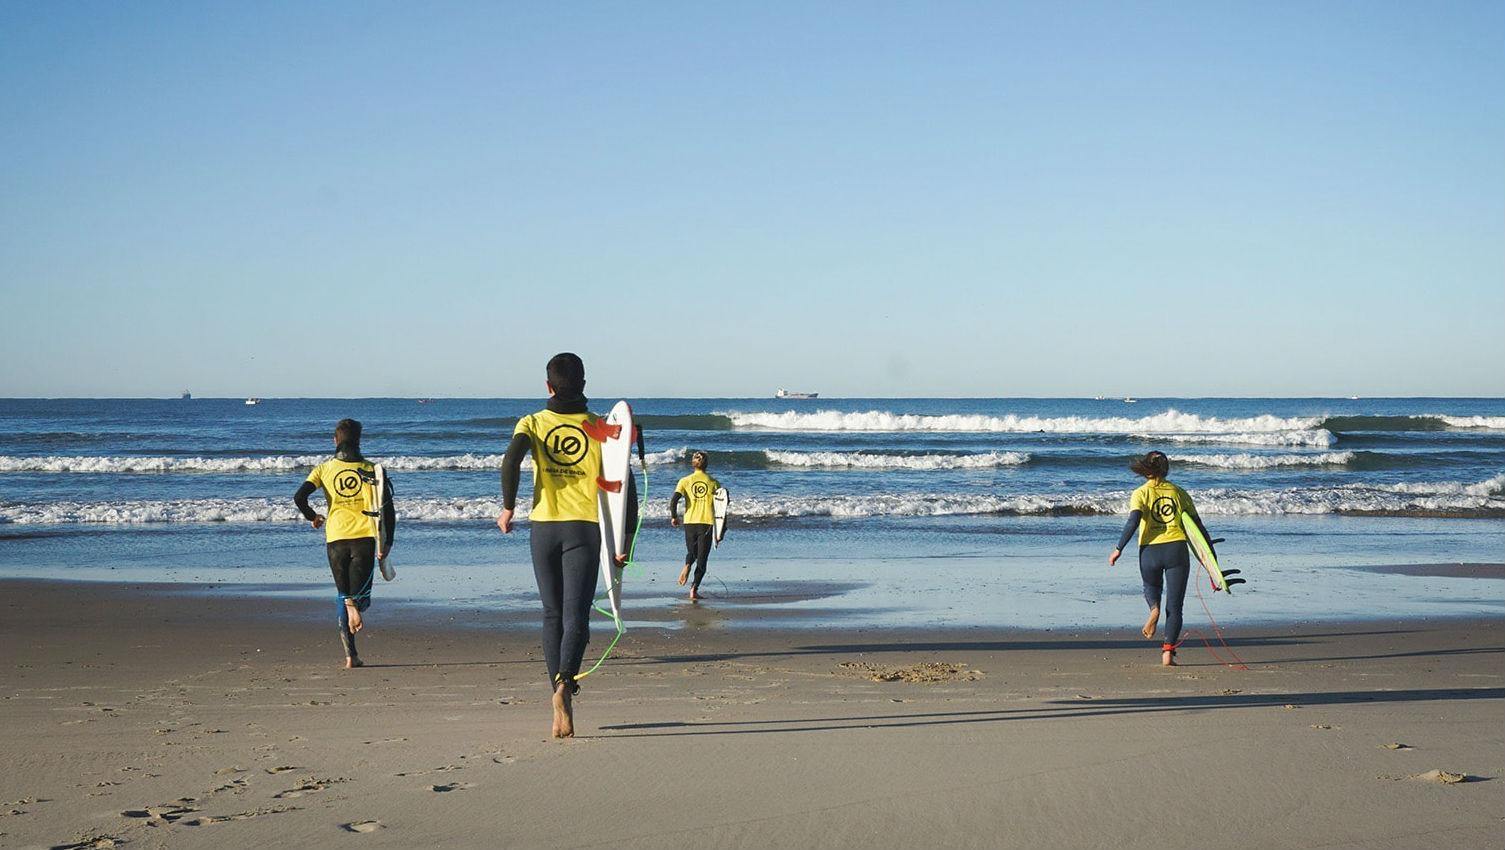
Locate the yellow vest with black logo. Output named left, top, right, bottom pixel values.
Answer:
left=675, top=470, right=720, bottom=525
left=514, top=409, right=603, bottom=523
left=307, top=458, right=379, bottom=543
left=1129, top=479, right=1194, bottom=546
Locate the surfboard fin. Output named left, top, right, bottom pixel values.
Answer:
left=582, top=418, right=621, bottom=442
left=597, top=476, right=622, bottom=493
left=1210, top=537, right=1226, bottom=545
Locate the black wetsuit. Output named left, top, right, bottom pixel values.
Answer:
left=501, top=397, right=638, bottom=690
left=670, top=490, right=714, bottom=590
left=294, top=447, right=395, bottom=659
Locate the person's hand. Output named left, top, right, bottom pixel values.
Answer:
left=497, top=508, right=515, bottom=534
left=310, top=514, right=325, bottom=530
left=615, top=552, right=629, bottom=566
left=1108, top=548, right=1121, bottom=567
left=378, top=547, right=389, bottom=561
left=669, top=517, right=680, bottom=528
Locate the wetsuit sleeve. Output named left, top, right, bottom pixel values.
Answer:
left=1116, top=510, right=1141, bottom=551
left=294, top=481, right=319, bottom=521
left=381, top=476, right=396, bottom=550
left=669, top=490, right=683, bottom=520
left=500, top=432, right=531, bottom=511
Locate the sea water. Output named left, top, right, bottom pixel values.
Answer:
left=1, top=397, right=1501, bottom=628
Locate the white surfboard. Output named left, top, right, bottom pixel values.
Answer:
left=712, top=486, right=729, bottom=548
left=595, top=400, right=634, bottom=629
left=373, top=464, right=395, bottom=581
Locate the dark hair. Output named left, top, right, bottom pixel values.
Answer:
left=546, top=352, right=586, bottom=397
left=335, top=418, right=362, bottom=446
left=691, top=450, right=708, bottom=469
left=1130, top=450, right=1169, bottom=479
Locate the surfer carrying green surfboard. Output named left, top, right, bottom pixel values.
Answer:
left=293, top=418, right=396, bottom=670
left=669, top=450, right=721, bottom=601
left=496, top=353, right=637, bottom=738
left=1107, top=450, right=1214, bottom=666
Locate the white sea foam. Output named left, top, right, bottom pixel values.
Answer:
left=1173, top=452, right=1356, bottom=470
left=0, top=449, right=686, bottom=475
left=1436, top=415, right=1505, bottom=430
left=7, top=475, right=1498, bottom=524
left=763, top=450, right=1030, bottom=470
left=723, top=408, right=1323, bottom=435
left=1145, top=431, right=1338, bottom=448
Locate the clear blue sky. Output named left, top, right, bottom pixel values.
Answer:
left=2, top=2, right=1501, bottom=398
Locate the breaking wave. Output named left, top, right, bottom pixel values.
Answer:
left=0, top=450, right=686, bottom=474
left=1173, top=452, right=1357, bottom=470
left=763, top=450, right=1030, bottom=470
left=6, top=474, right=1499, bottom=524
left=722, top=409, right=1323, bottom=435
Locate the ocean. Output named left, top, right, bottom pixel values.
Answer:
left=1, top=397, right=1501, bottom=629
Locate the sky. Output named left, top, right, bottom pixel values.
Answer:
left=1, top=2, right=1502, bottom=398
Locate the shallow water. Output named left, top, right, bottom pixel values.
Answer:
left=1, top=397, right=1501, bottom=629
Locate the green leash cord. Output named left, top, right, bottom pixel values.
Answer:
left=575, top=452, right=648, bottom=681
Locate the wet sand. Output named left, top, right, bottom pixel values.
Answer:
left=2, top=578, right=1502, bottom=849
left=1343, top=562, right=1505, bottom=580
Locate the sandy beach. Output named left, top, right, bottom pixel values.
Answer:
left=2, top=578, right=1501, bottom=849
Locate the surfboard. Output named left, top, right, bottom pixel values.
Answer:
left=373, top=464, right=395, bottom=581
left=712, top=487, right=729, bottom=547
left=595, top=400, right=634, bottom=629
left=1182, top=510, right=1241, bottom=593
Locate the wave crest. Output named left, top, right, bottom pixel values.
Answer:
left=723, top=408, right=1323, bottom=435
left=764, top=450, right=1030, bottom=470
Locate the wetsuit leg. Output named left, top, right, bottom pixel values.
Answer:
left=557, top=521, right=601, bottom=685
left=685, top=524, right=713, bottom=589
left=328, top=541, right=357, bottom=658
left=532, top=521, right=601, bottom=689
left=1162, top=544, right=1190, bottom=644
left=1139, top=542, right=1191, bottom=643
left=346, top=538, right=376, bottom=614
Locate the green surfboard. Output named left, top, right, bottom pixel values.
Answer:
left=1182, top=511, right=1240, bottom=594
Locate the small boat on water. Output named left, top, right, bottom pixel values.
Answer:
left=1122, top=397, right=1138, bottom=403
left=180, top=390, right=192, bottom=400
left=775, top=389, right=818, bottom=400
left=244, top=397, right=262, bottom=406
left=417, top=399, right=434, bottom=405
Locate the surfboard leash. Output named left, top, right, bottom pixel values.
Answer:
left=1177, top=578, right=1250, bottom=670
left=576, top=434, right=649, bottom=682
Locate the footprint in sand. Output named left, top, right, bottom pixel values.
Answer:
left=344, top=819, right=384, bottom=833
left=429, top=782, right=474, bottom=793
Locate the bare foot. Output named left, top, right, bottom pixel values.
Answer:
left=1162, top=649, right=1177, bottom=667
left=1141, top=607, right=1159, bottom=639
left=344, top=656, right=363, bottom=669
left=689, top=586, right=701, bottom=602
left=677, top=565, right=690, bottom=586
left=345, top=601, right=364, bottom=633
left=553, top=684, right=574, bottom=738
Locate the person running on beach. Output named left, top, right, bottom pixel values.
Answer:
left=496, top=353, right=637, bottom=738
left=1107, top=450, right=1214, bottom=667
left=293, top=418, right=396, bottom=669
left=669, top=450, right=721, bottom=601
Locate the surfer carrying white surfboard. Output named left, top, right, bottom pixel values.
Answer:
left=293, top=418, right=396, bottom=669
left=669, top=450, right=721, bottom=601
left=496, top=353, right=637, bottom=738
left=1107, top=450, right=1215, bottom=667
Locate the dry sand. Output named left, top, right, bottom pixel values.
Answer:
left=2, top=578, right=1501, bottom=849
